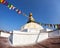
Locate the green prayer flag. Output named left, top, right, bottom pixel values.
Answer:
left=8, top=3, right=11, bottom=8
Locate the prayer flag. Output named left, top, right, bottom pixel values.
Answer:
left=50, top=24, right=52, bottom=27
left=12, top=6, right=16, bottom=10
left=15, top=9, right=19, bottom=12
left=0, top=0, right=4, bottom=3
left=18, top=10, right=21, bottom=14
left=9, top=5, right=13, bottom=9
left=8, top=3, right=11, bottom=8
left=55, top=24, right=58, bottom=29
left=54, top=25, right=55, bottom=28
left=1, top=0, right=5, bottom=4
left=0, top=0, right=5, bottom=3
left=3, top=1, right=8, bottom=6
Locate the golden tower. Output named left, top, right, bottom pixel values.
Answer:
left=27, top=13, right=35, bottom=23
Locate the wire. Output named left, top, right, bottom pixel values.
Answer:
left=22, top=13, right=29, bottom=18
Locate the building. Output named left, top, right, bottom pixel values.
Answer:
left=0, top=30, right=11, bottom=46
left=0, top=30, right=10, bottom=37
left=9, top=13, right=60, bottom=46
left=0, top=13, right=60, bottom=46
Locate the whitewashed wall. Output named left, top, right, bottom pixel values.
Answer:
left=12, top=30, right=48, bottom=46
left=48, top=30, right=60, bottom=38
left=37, top=33, right=48, bottom=42
left=0, top=32, right=10, bottom=37
left=11, top=29, right=60, bottom=46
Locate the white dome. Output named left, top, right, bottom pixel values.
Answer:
left=20, top=13, right=43, bottom=31
left=21, top=22, right=43, bottom=30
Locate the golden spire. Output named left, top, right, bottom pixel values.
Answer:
left=27, top=13, right=35, bottom=23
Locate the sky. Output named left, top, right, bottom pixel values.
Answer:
left=0, top=0, right=60, bottom=31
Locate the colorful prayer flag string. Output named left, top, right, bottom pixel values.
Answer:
left=0, top=0, right=22, bottom=14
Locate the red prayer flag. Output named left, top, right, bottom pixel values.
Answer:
left=18, top=10, right=21, bottom=14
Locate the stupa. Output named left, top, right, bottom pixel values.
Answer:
left=9, top=13, right=60, bottom=46
left=10, top=13, right=49, bottom=46
left=21, top=13, right=43, bottom=32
